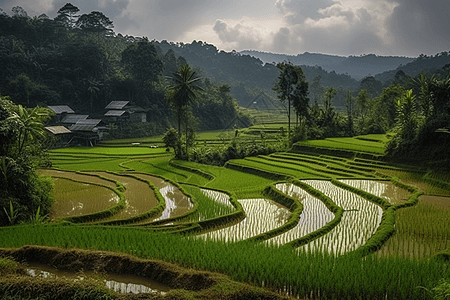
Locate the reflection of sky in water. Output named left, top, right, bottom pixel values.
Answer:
left=27, top=268, right=166, bottom=295
left=264, top=183, right=334, bottom=246
left=196, top=198, right=290, bottom=243
left=297, top=180, right=383, bottom=255
left=200, top=189, right=234, bottom=208
left=153, top=183, right=193, bottom=221
left=339, top=180, right=410, bottom=204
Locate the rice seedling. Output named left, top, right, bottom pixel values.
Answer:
left=298, top=180, right=383, bottom=254
left=339, top=180, right=411, bottom=204
left=172, top=186, right=235, bottom=222
left=195, top=198, right=291, bottom=242
left=377, top=195, right=450, bottom=258
left=264, top=183, right=334, bottom=246
left=1, top=224, right=448, bottom=300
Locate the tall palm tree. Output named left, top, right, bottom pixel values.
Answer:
left=166, top=64, right=203, bottom=158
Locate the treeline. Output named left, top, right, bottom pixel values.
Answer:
left=0, top=4, right=247, bottom=137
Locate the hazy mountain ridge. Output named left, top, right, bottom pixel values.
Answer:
left=240, top=50, right=415, bottom=80
left=374, top=53, right=450, bottom=83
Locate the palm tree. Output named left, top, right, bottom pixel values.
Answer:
left=13, top=105, right=53, bottom=156
left=166, top=64, right=203, bottom=158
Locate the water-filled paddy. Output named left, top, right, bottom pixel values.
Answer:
left=130, top=173, right=193, bottom=222
left=196, top=198, right=290, bottom=242
left=50, top=178, right=120, bottom=220
left=86, top=172, right=159, bottom=221
left=339, top=179, right=410, bottom=204
left=26, top=262, right=169, bottom=295
left=266, top=183, right=334, bottom=245
left=298, top=180, right=383, bottom=254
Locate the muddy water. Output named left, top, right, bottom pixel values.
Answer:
left=265, top=183, right=334, bottom=246
left=87, top=172, right=159, bottom=221
left=130, top=173, right=193, bottom=222
left=196, top=199, right=291, bottom=242
left=50, top=178, right=120, bottom=220
left=26, top=262, right=169, bottom=295
left=339, top=180, right=410, bottom=204
left=298, top=180, right=383, bottom=255
left=39, top=169, right=117, bottom=189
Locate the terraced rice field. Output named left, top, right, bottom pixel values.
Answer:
left=130, top=173, right=193, bottom=222
left=298, top=180, right=383, bottom=254
left=339, top=180, right=410, bottom=204
left=7, top=134, right=450, bottom=300
left=84, top=172, right=159, bottom=222
left=266, top=183, right=334, bottom=245
left=196, top=198, right=291, bottom=242
left=49, top=178, right=120, bottom=220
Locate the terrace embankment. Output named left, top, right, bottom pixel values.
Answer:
left=0, top=245, right=292, bottom=300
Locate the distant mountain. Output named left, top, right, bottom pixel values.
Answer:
left=154, top=41, right=359, bottom=107
left=374, top=53, right=450, bottom=83
left=240, top=50, right=415, bottom=80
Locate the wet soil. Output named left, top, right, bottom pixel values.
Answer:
left=0, top=245, right=292, bottom=300
left=50, top=178, right=120, bottom=220
left=87, top=172, right=159, bottom=221
left=339, top=180, right=411, bottom=204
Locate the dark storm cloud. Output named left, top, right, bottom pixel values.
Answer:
left=385, top=0, right=450, bottom=56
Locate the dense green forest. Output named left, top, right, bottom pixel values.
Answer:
left=0, top=4, right=248, bottom=137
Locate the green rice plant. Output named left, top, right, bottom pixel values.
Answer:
left=265, top=183, right=334, bottom=246
left=1, top=224, right=448, bottom=300
left=296, top=180, right=383, bottom=254
left=178, top=186, right=235, bottom=222
left=225, top=160, right=292, bottom=181
left=195, top=197, right=291, bottom=242
left=377, top=199, right=450, bottom=259
left=297, top=139, right=386, bottom=155
left=261, top=154, right=366, bottom=178
left=238, top=156, right=323, bottom=179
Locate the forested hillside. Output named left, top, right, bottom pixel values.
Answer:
left=241, top=50, right=414, bottom=80
left=155, top=40, right=359, bottom=107
left=0, top=5, right=248, bottom=137
left=374, top=53, right=450, bottom=84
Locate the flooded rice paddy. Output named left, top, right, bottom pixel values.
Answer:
left=26, top=262, right=169, bottom=295
left=265, top=183, right=334, bottom=245
left=196, top=198, right=290, bottom=242
left=339, top=180, right=410, bottom=204
left=86, top=172, right=159, bottom=221
left=130, top=173, right=193, bottom=222
left=298, top=180, right=383, bottom=254
left=50, top=178, right=120, bottom=220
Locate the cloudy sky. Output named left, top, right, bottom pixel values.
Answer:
left=1, top=0, right=449, bottom=57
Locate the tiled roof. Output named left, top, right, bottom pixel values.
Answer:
left=105, top=101, right=129, bottom=110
